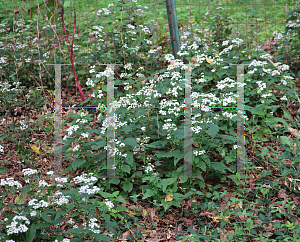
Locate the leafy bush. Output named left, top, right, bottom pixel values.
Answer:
left=0, top=0, right=300, bottom=241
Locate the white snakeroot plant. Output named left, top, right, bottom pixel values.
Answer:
left=5, top=215, right=30, bottom=235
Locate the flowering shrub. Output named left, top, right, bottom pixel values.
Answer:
left=0, top=0, right=300, bottom=241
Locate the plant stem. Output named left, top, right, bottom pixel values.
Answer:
left=56, top=0, right=86, bottom=106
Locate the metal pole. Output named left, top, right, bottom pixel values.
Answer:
left=166, top=0, right=181, bottom=60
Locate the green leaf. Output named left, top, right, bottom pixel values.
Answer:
left=219, top=134, right=236, bottom=142
left=198, top=159, right=206, bottom=171
left=21, top=185, right=32, bottom=194
left=210, top=162, right=232, bottom=172
left=114, top=206, right=128, bottom=212
left=91, top=140, right=106, bottom=149
left=92, top=234, right=113, bottom=241
left=282, top=108, right=293, bottom=121
left=280, top=136, right=293, bottom=147
left=258, top=213, right=267, bottom=224
left=0, top=166, right=7, bottom=174
left=125, top=152, right=134, bottom=166
left=124, top=138, right=139, bottom=147
left=122, top=182, right=133, bottom=192
left=64, top=0, right=71, bottom=8
left=158, top=178, right=177, bottom=193
left=55, top=211, right=67, bottom=221
left=41, top=212, right=53, bottom=224
left=25, top=224, right=36, bottom=242
left=147, top=140, right=167, bottom=148
left=65, top=228, right=86, bottom=234
left=202, top=154, right=211, bottom=167
left=155, top=149, right=184, bottom=166
left=72, top=158, right=85, bottom=170
left=121, top=165, right=131, bottom=174
left=248, top=105, right=265, bottom=116
left=205, top=123, right=219, bottom=138
left=15, top=196, right=25, bottom=205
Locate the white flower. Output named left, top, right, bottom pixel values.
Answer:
left=46, top=171, right=54, bottom=176
left=280, top=95, right=288, bottom=101
left=193, top=150, right=206, bottom=156
left=55, top=177, right=68, bottom=183
left=6, top=215, right=30, bottom=235
left=81, top=133, right=89, bottom=138
left=28, top=199, right=49, bottom=209
left=86, top=78, right=95, bottom=87
left=82, top=217, right=101, bottom=234
left=22, top=168, right=38, bottom=176
left=0, top=144, right=4, bottom=152
left=73, top=173, right=98, bottom=185
left=54, top=239, right=70, bottom=242
left=124, top=63, right=133, bottom=70
left=141, top=127, right=146, bottom=131
left=19, top=120, right=28, bottom=130
left=39, top=180, right=49, bottom=187
left=1, top=177, right=22, bottom=189
left=105, top=199, right=114, bottom=210
left=30, top=211, right=37, bottom=217
left=73, top=145, right=80, bottom=151
left=55, top=195, right=70, bottom=206
left=144, top=164, right=155, bottom=173
left=127, top=24, right=135, bottom=30
left=78, top=185, right=101, bottom=195
left=67, top=125, right=80, bottom=136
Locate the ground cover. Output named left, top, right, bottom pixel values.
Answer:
left=1, top=0, right=300, bottom=241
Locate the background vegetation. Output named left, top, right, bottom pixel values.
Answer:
left=1, top=0, right=300, bottom=241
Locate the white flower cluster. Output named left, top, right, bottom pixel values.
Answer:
left=193, top=150, right=206, bottom=156
left=81, top=132, right=89, bottom=138
left=94, top=66, right=114, bottom=78
left=222, top=111, right=237, bottom=119
left=97, top=8, right=110, bottom=16
left=55, top=195, right=70, bottom=206
left=46, top=171, right=54, bottom=176
left=22, top=168, right=38, bottom=176
left=5, top=215, right=30, bottom=235
left=133, top=136, right=150, bottom=154
left=86, top=78, right=95, bottom=87
left=78, top=185, right=101, bottom=195
left=1, top=177, right=22, bottom=189
left=273, top=30, right=284, bottom=41
left=54, top=239, right=70, bottom=242
left=19, top=120, right=28, bottom=130
left=105, top=199, right=114, bottom=210
left=73, top=173, right=98, bottom=185
left=162, top=119, right=177, bottom=131
left=73, top=145, right=80, bottom=151
left=143, top=163, right=155, bottom=173
left=249, top=60, right=268, bottom=67
left=28, top=199, right=49, bottom=209
left=216, top=77, right=236, bottom=90
left=39, top=180, right=50, bottom=187
left=82, top=217, right=101, bottom=234
left=256, top=80, right=267, bottom=92
left=159, top=99, right=183, bottom=117
left=139, top=25, right=150, bottom=35
left=55, top=177, right=68, bottom=187
left=286, top=19, right=300, bottom=28
left=124, top=63, right=133, bottom=70
left=66, top=125, right=80, bottom=136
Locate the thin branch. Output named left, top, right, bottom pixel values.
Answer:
left=56, top=0, right=87, bottom=106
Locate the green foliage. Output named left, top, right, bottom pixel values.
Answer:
left=0, top=0, right=300, bottom=241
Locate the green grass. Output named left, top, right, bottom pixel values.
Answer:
left=10, top=0, right=293, bottom=47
